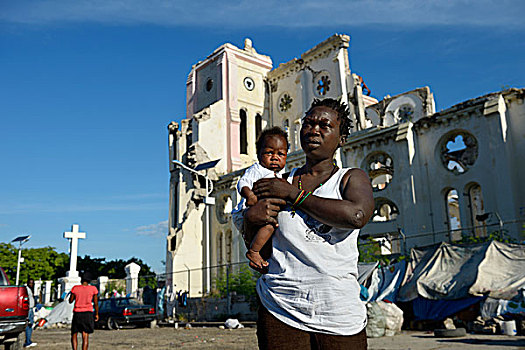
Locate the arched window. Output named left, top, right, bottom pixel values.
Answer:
left=217, top=232, right=223, bottom=265
left=371, top=198, right=399, bottom=222
left=363, top=152, right=394, bottom=191
left=255, top=114, right=262, bottom=142
left=283, top=119, right=289, bottom=133
left=216, top=195, right=232, bottom=224
left=168, top=235, right=176, bottom=252
left=185, top=130, right=192, bottom=156
left=283, top=119, right=290, bottom=146
left=240, top=109, right=248, bottom=154
left=445, top=189, right=462, bottom=241
left=293, top=120, right=301, bottom=151
left=468, top=184, right=486, bottom=237
left=225, top=231, right=232, bottom=264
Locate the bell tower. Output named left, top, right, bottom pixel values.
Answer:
left=184, top=38, right=273, bottom=174
left=167, top=39, right=272, bottom=296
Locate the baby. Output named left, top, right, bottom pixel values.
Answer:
left=237, top=127, right=288, bottom=269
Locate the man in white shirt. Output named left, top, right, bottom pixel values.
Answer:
left=24, top=278, right=37, bottom=348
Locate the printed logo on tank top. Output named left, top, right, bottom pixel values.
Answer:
left=303, top=214, right=333, bottom=243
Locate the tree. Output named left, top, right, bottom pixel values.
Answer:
left=0, top=243, right=69, bottom=285
left=77, top=256, right=157, bottom=288
left=214, top=265, right=258, bottom=298
left=0, top=244, right=157, bottom=289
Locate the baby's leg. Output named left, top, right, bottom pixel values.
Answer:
left=246, top=224, right=275, bottom=269
left=241, top=186, right=258, bottom=206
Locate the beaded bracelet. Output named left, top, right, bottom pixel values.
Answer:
left=290, top=190, right=306, bottom=217
left=292, top=190, right=305, bottom=207
left=291, top=190, right=313, bottom=217
left=296, top=191, right=312, bottom=207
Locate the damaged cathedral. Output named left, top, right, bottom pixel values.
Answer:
left=166, top=34, right=525, bottom=296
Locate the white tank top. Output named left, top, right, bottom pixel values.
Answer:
left=256, top=168, right=367, bottom=335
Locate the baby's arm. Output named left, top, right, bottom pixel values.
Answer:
left=241, top=186, right=258, bottom=206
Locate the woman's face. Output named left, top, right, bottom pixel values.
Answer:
left=300, top=106, right=343, bottom=161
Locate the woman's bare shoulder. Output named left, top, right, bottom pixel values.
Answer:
left=340, top=168, right=370, bottom=191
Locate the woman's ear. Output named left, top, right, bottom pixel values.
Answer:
left=339, top=136, right=346, bottom=146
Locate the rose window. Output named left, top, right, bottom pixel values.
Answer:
left=316, top=75, right=331, bottom=96
left=279, top=93, right=293, bottom=112
left=398, top=104, right=414, bottom=122
left=439, top=131, right=478, bottom=175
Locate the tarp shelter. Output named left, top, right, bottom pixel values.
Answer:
left=398, top=241, right=525, bottom=302
left=45, top=300, right=74, bottom=325
left=412, top=296, right=484, bottom=320
left=366, top=261, right=406, bottom=303
left=469, top=241, right=525, bottom=299
left=358, top=262, right=378, bottom=284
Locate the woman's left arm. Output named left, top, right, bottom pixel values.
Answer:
left=254, top=169, right=374, bottom=229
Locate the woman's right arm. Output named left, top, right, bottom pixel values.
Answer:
left=240, top=198, right=286, bottom=272
left=243, top=198, right=286, bottom=241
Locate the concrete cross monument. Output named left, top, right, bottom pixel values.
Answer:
left=64, top=224, right=86, bottom=278
left=58, top=224, right=86, bottom=296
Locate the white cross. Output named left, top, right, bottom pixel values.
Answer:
left=64, top=224, right=86, bottom=277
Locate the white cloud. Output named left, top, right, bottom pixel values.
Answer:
left=1, top=0, right=523, bottom=28
left=135, top=220, right=168, bottom=237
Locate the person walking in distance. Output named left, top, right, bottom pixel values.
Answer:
left=24, top=278, right=37, bottom=348
left=69, top=272, right=99, bottom=350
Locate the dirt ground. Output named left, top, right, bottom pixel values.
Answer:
left=30, top=326, right=525, bottom=350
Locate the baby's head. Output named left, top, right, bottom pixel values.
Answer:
left=256, top=127, right=289, bottom=172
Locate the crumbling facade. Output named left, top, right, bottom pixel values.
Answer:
left=167, top=34, right=525, bottom=296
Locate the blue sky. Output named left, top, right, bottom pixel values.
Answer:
left=1, top=1, right=524, bottom=273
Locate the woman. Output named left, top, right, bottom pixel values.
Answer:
left=240, top=98, right=374, bottom=349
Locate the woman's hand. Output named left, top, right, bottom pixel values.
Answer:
left=243, top=197, right=286, bottom=274
left=252, top=178, right=298, bottom=202
left=244, top=197, right=287, bottom=228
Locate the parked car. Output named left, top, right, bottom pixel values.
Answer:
left=96, top=297, right=156, bottom=330
left=0, top=267, right=29, bottom=350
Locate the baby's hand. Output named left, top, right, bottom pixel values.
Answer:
left=246, top=193, right=258, bottom=206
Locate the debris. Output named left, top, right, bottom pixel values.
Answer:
left=224, top=318, right=244, bottom=329
left=501, top=320, right=517, bottom=336
left=472, top=316, right=502, bottom=334
left=366, top=302, right=386, bottom=338
left=443, top=318, right=456, bottom=330
left=434, top=328, right=467, bottom=338
left=376, top=301, right=403, bottom=336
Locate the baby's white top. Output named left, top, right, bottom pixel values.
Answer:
left=236, top=162, right=284, bottom=193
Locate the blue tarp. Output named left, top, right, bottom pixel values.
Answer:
left=366, top=261, right=406, bottom=303
left=412, top=296, right=485, bottom=320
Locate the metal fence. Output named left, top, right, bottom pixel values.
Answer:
left=358, top=217, right=525, bottom=256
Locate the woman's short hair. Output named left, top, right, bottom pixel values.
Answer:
left=305, top=98, right=353, bottom=137
left=256, top=126, right=289, bottom=155
left=81, top=271, right=94, bottom=283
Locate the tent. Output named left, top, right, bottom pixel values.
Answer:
left=358, top=262, right=378, bottom=284
left=365, top=261, right=406, bottom=303
left=398, top=241, right=525, bottom=302
left=44, top=300, right=74, bottom=325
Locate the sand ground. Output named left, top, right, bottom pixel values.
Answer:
left=29, top=326, right=525, bottom=350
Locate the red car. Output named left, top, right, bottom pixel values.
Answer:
left=0, top=267, right=29, bottom=350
